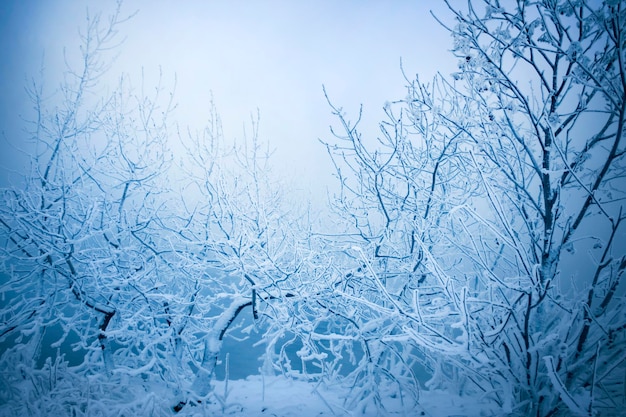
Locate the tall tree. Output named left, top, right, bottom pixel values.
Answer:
left=323, top=1, right=625, bottom=415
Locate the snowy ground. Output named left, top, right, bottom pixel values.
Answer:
left=196, top=375, right=499, bottom=417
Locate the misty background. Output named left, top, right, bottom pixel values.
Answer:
left=0, top=1, right=456, bottom=197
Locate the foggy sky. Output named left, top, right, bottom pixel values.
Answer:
left=0, top=1, right=457, bottom=199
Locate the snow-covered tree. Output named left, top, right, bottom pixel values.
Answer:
left=322, top=1, right=625, bottom=415
left=0, top=4, right=306, bottom=415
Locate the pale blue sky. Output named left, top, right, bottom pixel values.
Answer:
left=0, top=1, right=456, bottom=196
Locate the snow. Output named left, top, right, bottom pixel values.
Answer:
left=207, top=375, right=346, bottom=417
left=176, top=374, right=500, bottom=417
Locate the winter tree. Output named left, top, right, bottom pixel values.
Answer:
left=0, top=4, right=307, bottom=415
left=322, top=1, right=625, bottom=416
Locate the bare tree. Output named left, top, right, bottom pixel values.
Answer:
left=0, top=5, right=205, bottom=413
left=0, top=4, right=305, bottom=415
left=174, top=104, right=316, bottom=410
left=322, top=1, right=625, bottom=416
